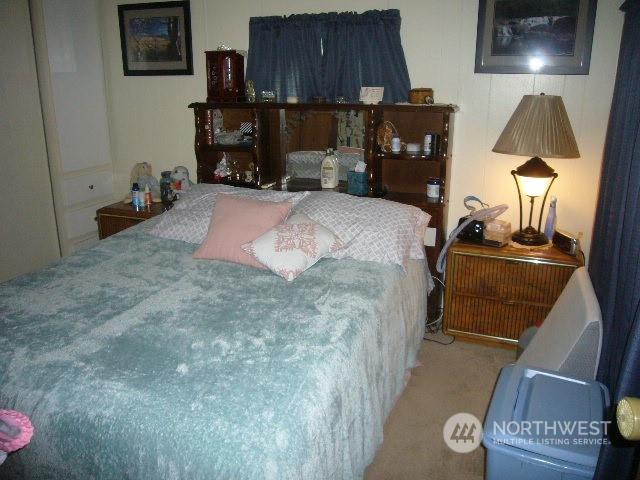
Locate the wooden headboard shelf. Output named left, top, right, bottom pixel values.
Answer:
left=189, top=101, right=458, bottom=296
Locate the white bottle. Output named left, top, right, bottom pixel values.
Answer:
left=391, top=135, right=401, bottom=153
left=321, top=149, right=339, bottom=189
left=544, top=196, right=557, bottom=240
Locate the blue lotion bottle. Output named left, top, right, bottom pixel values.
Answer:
left=544, top=196, right=557, bottom=240
left=132, top=182, right=141, bottom=211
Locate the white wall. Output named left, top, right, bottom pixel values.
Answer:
left=100, top=0, right=625, bottom=259
left=0, top=0, right=60, bottom=282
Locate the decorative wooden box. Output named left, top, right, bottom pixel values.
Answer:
left=443, top=242, right=583, bottom=348
left=205, top=50, right=245, bottom=103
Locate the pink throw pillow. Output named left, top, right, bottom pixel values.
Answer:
left=193, top=194, right=293, bottom=268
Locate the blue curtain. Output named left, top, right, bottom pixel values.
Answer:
left=320, top=10, right=411, bottom=103
left=246, top=10, right=411, bottom=103
left=246, top=14, right=324, bottom=102
left=589, top=1, right=640, bottom=478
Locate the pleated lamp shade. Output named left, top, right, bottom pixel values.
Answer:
left=493, top=94, right=580, bottom=159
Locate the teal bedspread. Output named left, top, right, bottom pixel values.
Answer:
left=0, top=221, right=427, bottom=479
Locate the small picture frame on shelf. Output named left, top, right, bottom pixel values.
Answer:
left=118, top=1, right=193, bottom=76
left=359, top=87, right=384, bottom=104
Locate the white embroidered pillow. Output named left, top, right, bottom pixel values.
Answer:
left=241, top=214, right=342, bottom=281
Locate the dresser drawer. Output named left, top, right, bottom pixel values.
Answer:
left=449, top=252, right=575, bottom=306
left=63, top=170, right=113, bottom=207
left=65, top=205, right=102, bottom=239
left=446, top=295, right=549, bottom=343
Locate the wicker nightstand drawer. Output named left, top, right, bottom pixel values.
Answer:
left=446, top=296, right=549, bottom=341
left=444, top=242, right=583, bottom=348
left=449, top=254, right=573, bottom=306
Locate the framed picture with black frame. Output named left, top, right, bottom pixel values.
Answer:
left=118, top=1, right=193, bottom=76
left=475, top=0, right=597, bottom=74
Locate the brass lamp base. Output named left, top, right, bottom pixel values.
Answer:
left=512, top=226, right=549, bottom=246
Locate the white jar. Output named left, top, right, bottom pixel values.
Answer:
left=391, top=135, right=401, bottom=153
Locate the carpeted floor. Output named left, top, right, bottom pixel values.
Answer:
left=365, top=336, right=516, bottom=480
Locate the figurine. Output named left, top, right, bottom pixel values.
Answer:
left=126, top=162, right=160, bottom=202
left=170, top=166, right=193, bottom=192
left=246, top=80, right=256, bottom=103
left=211, top=109, right=223, bottom=133
left=214, top=153, right=231, bottom=181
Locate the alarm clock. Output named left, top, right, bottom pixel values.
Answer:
left=552, top=229, right=581, bottom=256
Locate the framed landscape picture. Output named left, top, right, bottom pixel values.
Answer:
left=475, top=0, right=597, bottom=74
left=118, top=1, right=193, bottom=76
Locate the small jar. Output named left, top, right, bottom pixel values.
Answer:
left=391, top=135, right=401, bottom=153
left=160, top=171, right=173, bottom=204
left=426, top=178, right=442, bottom=200
left=424, top=133, right=434, bottom=155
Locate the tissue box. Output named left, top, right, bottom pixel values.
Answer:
left=484, top=219, right=511, bottom=247
left=347, top=171, right=368, bottom=196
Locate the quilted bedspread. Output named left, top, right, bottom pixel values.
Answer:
left=0, top=221, right=427, bottom=479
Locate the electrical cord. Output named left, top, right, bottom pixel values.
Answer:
left=423, top=310, right=455, bottom=345
left=424, top=332, right=455, bottom=346
left=422, top=275, right=455, bottom=345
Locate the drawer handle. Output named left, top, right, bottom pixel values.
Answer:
left=501, top=299, right=516, bottom=305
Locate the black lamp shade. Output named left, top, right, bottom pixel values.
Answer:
left=513, top=157, right=556, bottom=178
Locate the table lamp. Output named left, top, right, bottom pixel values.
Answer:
left=493, top=93, right=580, bottom=245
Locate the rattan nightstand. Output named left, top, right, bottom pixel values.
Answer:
left=443, top=241, right=583, bottom=348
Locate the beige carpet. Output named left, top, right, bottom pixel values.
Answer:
left=365, top=336, right=515, bottom=480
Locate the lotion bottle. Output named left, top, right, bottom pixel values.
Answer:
left=544, top=196, right=557, bottom=240
left=131, top=183, right=141, bottom=210
left=321, top=149, right=339, bottom=189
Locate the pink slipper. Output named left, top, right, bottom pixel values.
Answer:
left=0, top=410, right=34, bottom=453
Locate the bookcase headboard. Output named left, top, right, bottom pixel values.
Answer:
left=188, top=101, right=458, bottom=292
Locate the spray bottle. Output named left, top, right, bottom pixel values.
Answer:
left=544, top=196, right=557, bottom=240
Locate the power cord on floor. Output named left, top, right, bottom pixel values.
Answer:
left=423, top=276, right=455, bottom=345
left=423, top=313, right=455, bottom=345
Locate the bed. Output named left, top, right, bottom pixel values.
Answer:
left=0, top=186, right=431, bottom=479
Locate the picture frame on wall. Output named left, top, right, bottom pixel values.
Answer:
left=475, top=0, right=597, bottom=74
left=118, top=1, right=193, bottom=76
